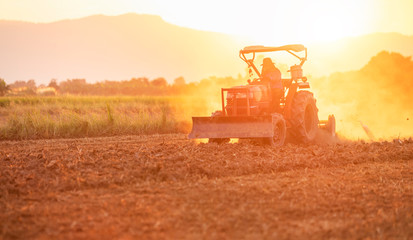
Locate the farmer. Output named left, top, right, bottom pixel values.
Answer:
left=261, top=57, right=283, bottom=113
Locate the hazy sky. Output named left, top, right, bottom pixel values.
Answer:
left=1, top=0, right=412, bottom=43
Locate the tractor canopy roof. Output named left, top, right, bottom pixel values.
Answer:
left=239, top=44, right=308, bottom=76
left=240, top=44, right=306, bottom=54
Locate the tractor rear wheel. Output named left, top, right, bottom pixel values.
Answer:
left=208, top=111, right=230, bottom=144
left=265, top=113, right=286, bottom=147
left=288, top=91, right=319, bottom=144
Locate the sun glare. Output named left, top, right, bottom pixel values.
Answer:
left=249, top=0, right=370, bottom=44
left=145, top=0, right=371, bottom=45
left=300, top=0, right=367, bottom=42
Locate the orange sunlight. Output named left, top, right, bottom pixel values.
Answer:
left=153, top=0, right=372, bottom=44
left=286, top=0, right=369, bottom=42
left=1, top=2, right=413, bottom=239
left=1, top=0, right=412, bottom=141
left=0, top=0, right=379, bottom=43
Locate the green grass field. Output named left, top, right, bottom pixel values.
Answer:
left=0, top=96, right=220, bottom=140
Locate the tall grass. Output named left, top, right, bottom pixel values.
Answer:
left=0, top=95, right=217, bottom=140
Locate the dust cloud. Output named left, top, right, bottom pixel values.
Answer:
left=312, top=51, right=413, bottom=140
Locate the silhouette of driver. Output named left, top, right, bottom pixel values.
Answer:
left=261, top=57, right=283, bottom=113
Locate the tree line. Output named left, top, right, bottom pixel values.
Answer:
left=0, top=75, right=246, bottom=97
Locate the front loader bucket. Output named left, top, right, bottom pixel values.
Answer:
left=188, top=116, right=273, bottom=139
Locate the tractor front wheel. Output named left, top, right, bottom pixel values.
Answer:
left=265, top=113, right=286, bottom=147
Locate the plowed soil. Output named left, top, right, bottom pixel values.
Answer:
left=1, top=134, right=412, bottom=239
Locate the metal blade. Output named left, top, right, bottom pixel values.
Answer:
left=188, top=116, right=273, bottom=139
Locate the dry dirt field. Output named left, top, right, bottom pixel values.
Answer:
left=0, top=134, right=412, bottom=239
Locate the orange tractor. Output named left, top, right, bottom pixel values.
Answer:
left=188, top=44, right=335, bottom=146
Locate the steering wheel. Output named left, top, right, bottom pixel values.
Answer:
left=248, top=78, right=261, bottom=85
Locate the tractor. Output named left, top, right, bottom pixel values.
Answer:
left=188, top=44, right=335, bottom=146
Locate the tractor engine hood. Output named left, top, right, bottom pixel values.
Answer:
left=226, top=85, right=268, bottom=102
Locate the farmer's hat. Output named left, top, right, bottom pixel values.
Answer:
left=262, top=57, right=275, bottom=66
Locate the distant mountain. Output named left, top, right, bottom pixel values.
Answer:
left=307, top=32, right=413, bottom=77
left=0, top=13, right=246, bottom=85
left=0, top=13, right=412, bottom=85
